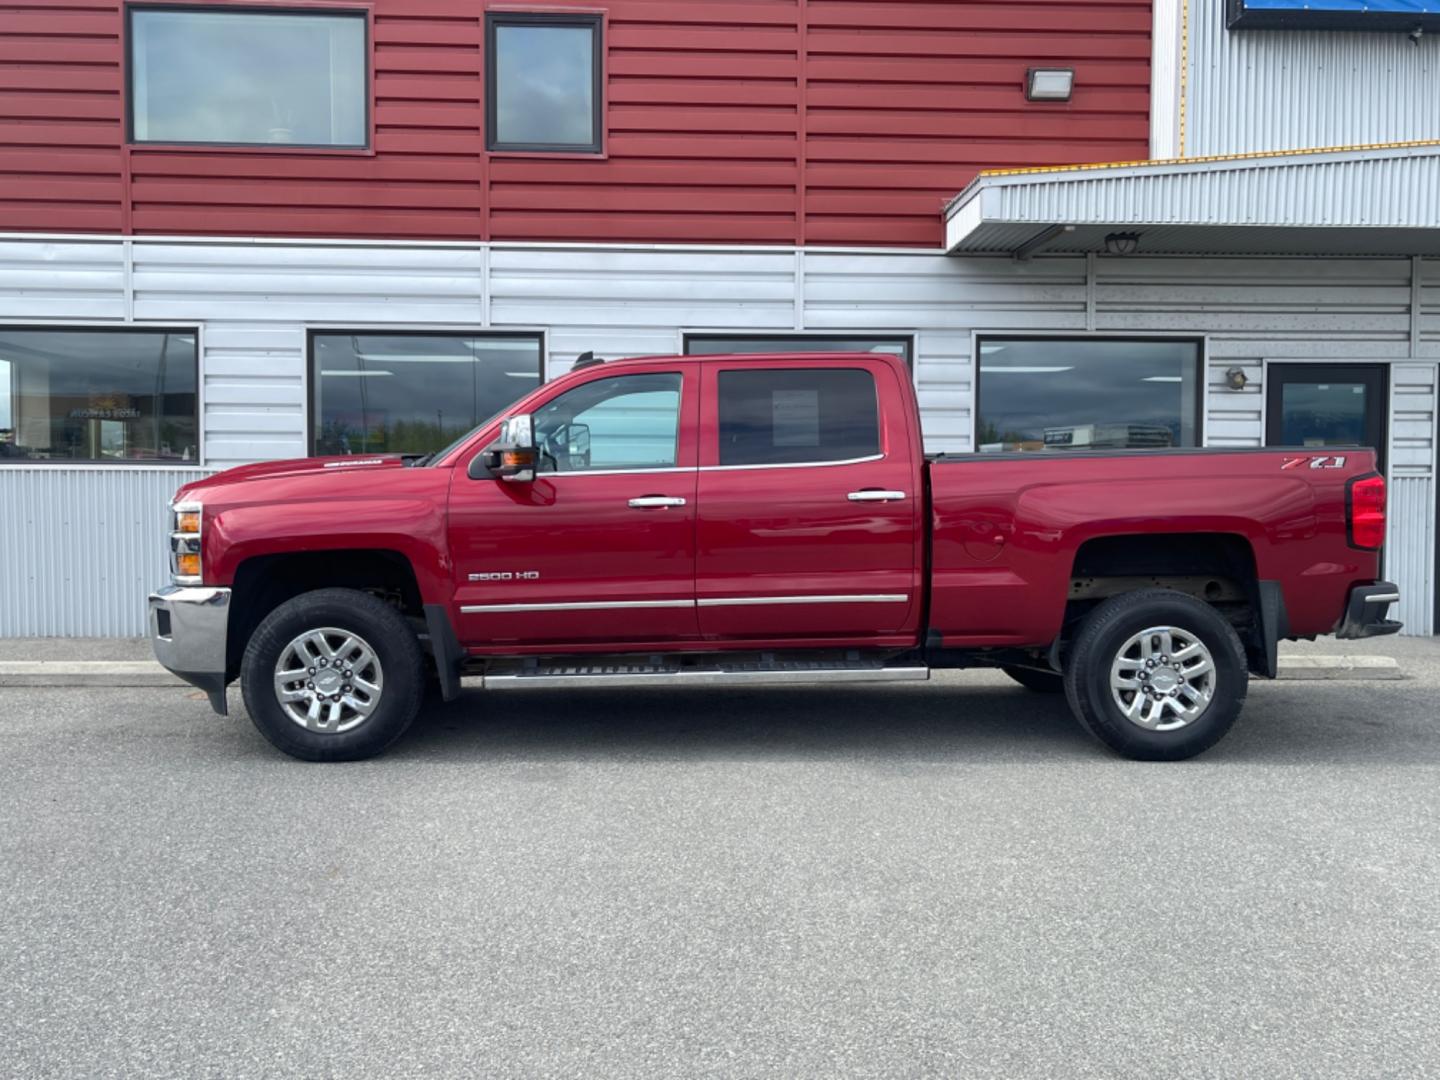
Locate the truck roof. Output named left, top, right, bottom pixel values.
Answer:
left=588, top=350, right=907, bottom=367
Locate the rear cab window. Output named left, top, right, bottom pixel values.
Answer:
left=715, top=368, right=880, bottom=467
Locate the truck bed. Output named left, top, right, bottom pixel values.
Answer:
left=925, top=446, right=1380, bottom=647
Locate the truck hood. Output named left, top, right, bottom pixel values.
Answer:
left=176, top=454, right=411, bottom=501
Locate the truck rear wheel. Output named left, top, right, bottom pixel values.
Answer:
left=240, top=587, right=425, bottom=762
left=1063, top=588, right=1248, bottom=761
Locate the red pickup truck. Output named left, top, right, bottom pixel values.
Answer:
left=150, top=351, right=1399, bottom=763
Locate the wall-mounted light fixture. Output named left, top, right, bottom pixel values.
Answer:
left=1104, top=232, right=1141, bottom=256
left=1025, top=68, right=1074, bottom=102
left=1225, top=367, right=1249, bottom=391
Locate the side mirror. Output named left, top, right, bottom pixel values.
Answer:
left=471, top=413, right=537, bottom=482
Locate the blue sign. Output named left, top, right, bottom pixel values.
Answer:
left=1230, top=0, right=1440, bottom=28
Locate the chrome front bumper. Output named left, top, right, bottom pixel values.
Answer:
left=149, top=585, right=232, bottom=715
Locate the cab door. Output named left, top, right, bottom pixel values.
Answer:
left=448, top=367, right=699, bottom=648
left=694, top=359, right=923, bottom=641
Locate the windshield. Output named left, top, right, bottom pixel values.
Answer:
left=421, top=407, right=510, bottom=466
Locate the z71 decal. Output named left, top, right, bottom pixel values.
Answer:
left=1281, top=455, right=1347, bottom=470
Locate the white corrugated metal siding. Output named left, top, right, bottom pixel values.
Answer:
left=0, top=237, right=126, bottom=321
left=490, top=246, right=798, bottom=378
left=0, top=236, right=1435, bottom=634
left=1390, top=478, right=1435, bottom=637
left=803, top=252, right=1088, bottom=449
left=0, top=467, right=211, bottom=636
left=1185, top=0, right=1440, bottom=158
left=1423, top=259, right=1440, bottom=352
left=950, top=147, right=1440, bottom=242
left=1389, top=364, right=1437, bottom=636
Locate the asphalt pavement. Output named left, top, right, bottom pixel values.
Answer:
left=3, top=652, right=1439, bottom=1078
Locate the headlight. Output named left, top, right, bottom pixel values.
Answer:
left=170, top=501, right=203, bottom=584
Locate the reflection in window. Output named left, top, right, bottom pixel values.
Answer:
left=976, top=338, right=1201, bottom=452
left=0, top=329, right=198, bottom=463
left=129, top=9, right=367, bottom=147
left=533, top=373, right=681, bottom=472
left=312, top=334, right=543, bottom=456
left=717, top=368, right=879, bottom=467
left=487, top=14, right=601, bottom=152
left=1279, top=383, right=1368, bottom=447
left=686, top=335, right=912, bottom=368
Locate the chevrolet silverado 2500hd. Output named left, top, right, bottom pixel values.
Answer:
left=150, top=351, right=1400, bottom=762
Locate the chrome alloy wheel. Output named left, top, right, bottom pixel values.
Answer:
left=272, top=627, right=384, bottom=734
left=1109, top=625, right=1216, bottom=732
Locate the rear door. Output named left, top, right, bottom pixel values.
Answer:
left=694, top=358, right=922, bottom=641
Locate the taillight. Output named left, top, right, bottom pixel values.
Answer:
left=1347, top=474, right=1386, bottom=550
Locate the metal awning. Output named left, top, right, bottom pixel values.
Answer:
left=944, top=143, right=1440, bottom=258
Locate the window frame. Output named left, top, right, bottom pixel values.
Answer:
left=972, top=332, right=1208, bottom=454
left=124, top=3, right=375, bottom=153
left=682, top=332, right=916, bottom=372
left=306, top=328, right=547, bottom=457
left=0, top=322, right=203, bottom=467
left=484, top=10, right=606, bottom=157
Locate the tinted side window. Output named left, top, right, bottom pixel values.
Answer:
left=717, top=369, right=879, bottom=467
left=533, top=373, right=682, bottom=472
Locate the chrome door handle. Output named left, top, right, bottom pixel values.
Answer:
left=847, top=490, right=907, bottom=502
left=628, top=496, right=687, bottom=509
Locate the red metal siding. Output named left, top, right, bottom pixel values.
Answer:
left=0, top=0, right=1151, bottom=248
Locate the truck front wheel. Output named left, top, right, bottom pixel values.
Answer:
left=1064, top=589, right=1248, bottom=761
left=240, top=587, right=425, bottom=762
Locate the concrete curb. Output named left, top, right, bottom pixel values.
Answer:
left=0, top=655, right=1406, bottom=687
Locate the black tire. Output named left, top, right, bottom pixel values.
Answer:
left=241, top=587, right=425, bottom=762
left=1001, top=665, right=1065, bottom=694
left=1063, top=588, right=1248, bottom=762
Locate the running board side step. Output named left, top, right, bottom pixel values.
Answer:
left=476, top=654, right=930, bottom=691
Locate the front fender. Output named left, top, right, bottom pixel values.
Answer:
left=205, top=498, right=452, bottom=604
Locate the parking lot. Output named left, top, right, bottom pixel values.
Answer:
left=3, top=644, right=1439, bottom=1078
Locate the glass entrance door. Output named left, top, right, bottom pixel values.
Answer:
left=1265, top=363, right=1387, bottom=474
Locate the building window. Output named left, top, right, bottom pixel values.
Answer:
left=310, top=332, right=543, bottom=456
left=533, top=373, right=682, bottom=472
left=127, top=7, right=368, bottom=148
left=0, top=328, right=199, bottom=463
left=976, top=337, right=1202, bottom=452
left=486, top=13, right=603, bottom=153
left=684, top=334, right=913, bottom=368
left=716, top=368, right=880, bottom=467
